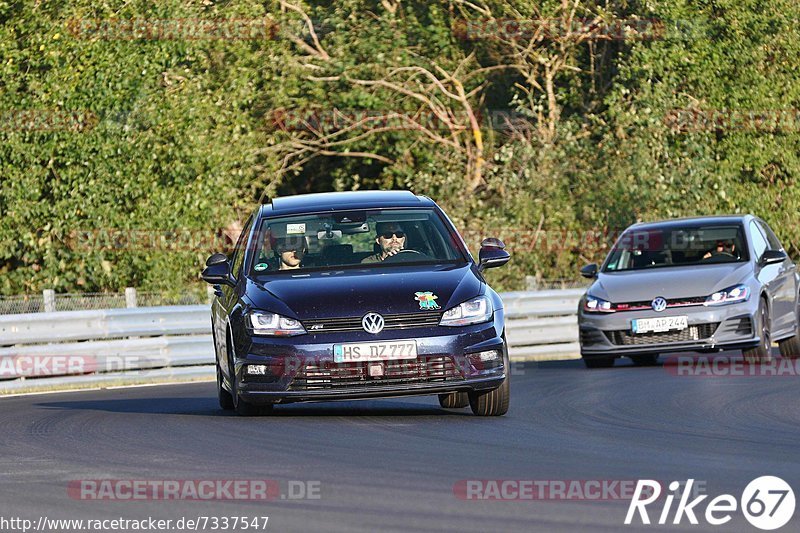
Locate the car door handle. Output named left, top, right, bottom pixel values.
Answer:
left=213, top=284, right=223, bottom=297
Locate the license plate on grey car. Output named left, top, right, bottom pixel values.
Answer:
left=632, top=316, right=688, bottom=334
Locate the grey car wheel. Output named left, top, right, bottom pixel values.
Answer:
left=778, top=303, right=800, bottom=359
left=743, top=298, right=773, bottom=363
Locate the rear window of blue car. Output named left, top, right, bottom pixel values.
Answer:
left=604, top=224, right=750, bottom=272
left=248, top=208, right=466, bottom=274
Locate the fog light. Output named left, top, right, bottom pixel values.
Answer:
left=476, top=350, right=500, bottom=362
left=466, top=349, right=503, bottom=375
left=246, top=364, right=267, bottom=375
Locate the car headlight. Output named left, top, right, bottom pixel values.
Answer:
left=439, top=296, right=493, bottom=326
left=249, top=311, right=306, bottom=336
left=583, top=295, right=614, bottom=313
left=704, top=284, right=750, bottom=306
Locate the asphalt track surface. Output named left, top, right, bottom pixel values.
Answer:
left=2, top=356, right=799, bottom=533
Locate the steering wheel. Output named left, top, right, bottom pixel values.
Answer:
left=382, top=249, right=426, bottom=263
left=702, top=251, right=735, bottom=261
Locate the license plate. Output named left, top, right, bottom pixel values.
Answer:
left=632, top=316, right=688, bottom=334
left=333, top=341, right=418, bottom=363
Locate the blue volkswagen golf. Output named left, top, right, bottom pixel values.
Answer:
left=202, top=191, right=511, bottom=416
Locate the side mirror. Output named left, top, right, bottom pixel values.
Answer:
left=202, top=253, right=234, bottom=286
left=478, top=238, right=510, bottom=272
left=206, top=252, right=229, bottom=267
left=760, top=249, right=787, bottom=266
left=580, top=263, right=599, bottom=279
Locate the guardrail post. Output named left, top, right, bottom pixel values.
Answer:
left=43, top=289, right=55, bottom=313
left=125, top=287, right=138, bottom=308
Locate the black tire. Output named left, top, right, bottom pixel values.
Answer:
left=468, top=376, right=509, bottom=416
left=583, top=356, right=615, bottom=369
left=778, top=304, right=800, bottom=359
left=439, top=392, right=469, bottom=408
left=227, top=332, right=273, bottom=416
left=467, top=346, right=510, bottom=416
left=631, top=354, right=659, bottom=366
left=217, top=360, right=234, bottom=411
left=743, top=298, right=773, bottom=363
left=779, top=335, right=800, bottom=359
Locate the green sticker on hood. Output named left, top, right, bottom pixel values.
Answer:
left=414, top=291, right=440, bottom=310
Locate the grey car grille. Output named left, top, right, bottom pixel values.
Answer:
left=613, top=296, right=707, bottom=312
left=303, top=310, right=442, bottom=333
left=605, top=323, right=720, bottom=346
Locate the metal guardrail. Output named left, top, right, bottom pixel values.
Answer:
left=503, top=289, right=583, bottom=359
left=0, top=289, right=584, bottom=383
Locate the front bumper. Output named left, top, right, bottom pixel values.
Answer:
left=232, top=312, right=507, bottom=404
left=578, top=300, right=760, bottom=358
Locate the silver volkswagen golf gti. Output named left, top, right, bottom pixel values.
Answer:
left=578, top=215, right=800, bottom=368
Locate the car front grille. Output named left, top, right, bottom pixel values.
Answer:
left=288, top=356, right=464, bottom=391
left=718, top=316, right=753, bottom=336
left=303, top=310, right=442, bottom=333
left=604, top=323, right=720, bottom=346
left=612, top=297, right=707, bottom=312
left=580, top=328, right=607, bottom=347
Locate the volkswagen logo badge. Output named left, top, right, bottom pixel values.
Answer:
left=651, top=297, right=667, bottom=312
left=362, top=312, right=385, bottom=334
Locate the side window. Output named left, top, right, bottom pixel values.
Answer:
left=230, top=216, right=254, bottom=280
left=749, top=221, right=768, bottom=260
left=756, top=220, right=783, bottom=251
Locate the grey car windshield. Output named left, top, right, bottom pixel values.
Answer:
left=250, top=208, right=466, bottom=274
left=604, top=224, right=749, bottom=272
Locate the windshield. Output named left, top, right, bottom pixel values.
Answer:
left=603, top=224, right=749, bottom=272
left=249, top=208, right=466, bottom=274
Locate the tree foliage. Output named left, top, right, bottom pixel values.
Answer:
left=2, top=0, right=799, bottom=294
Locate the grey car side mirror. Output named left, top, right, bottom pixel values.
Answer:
left=760, top=249, right=787, bottom=266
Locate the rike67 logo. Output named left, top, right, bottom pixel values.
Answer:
left=625, top=477, right=795, bottom=530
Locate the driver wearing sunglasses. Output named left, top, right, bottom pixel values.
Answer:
left=361, top=222, right=410, bottom=263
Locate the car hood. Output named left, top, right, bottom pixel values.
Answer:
left=591, top=262, right=752, bottom=302
left=245, top=263, right=481, bottom=318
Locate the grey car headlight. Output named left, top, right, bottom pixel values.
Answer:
left=583, top=295, right=614, bottom=313
left=440, top=296, right=492, bottom=326
left=704, top=284, right=750, bottom=306
left=249, top=311, right=307, bottom=336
